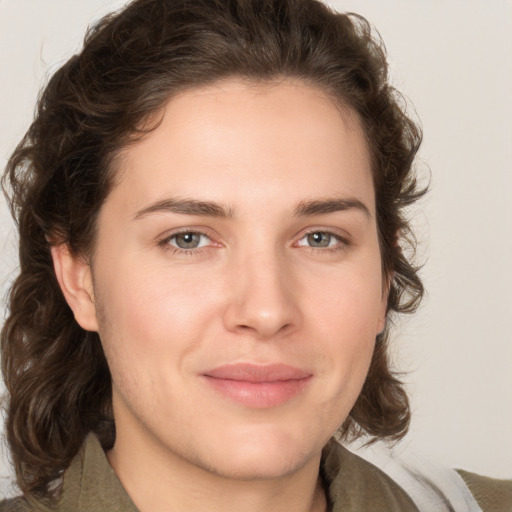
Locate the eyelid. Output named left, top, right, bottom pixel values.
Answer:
left=156, top=225, right=351, bottom=253
left=169, top=232, right=210, bottom=249
left=293, top=227, right=353, bottom=254
left=158, top=227, right=222, bottom=251
left=294, top=226, right=351, bottom=243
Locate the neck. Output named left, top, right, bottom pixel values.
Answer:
left=108, top=428, right=327, bottom=512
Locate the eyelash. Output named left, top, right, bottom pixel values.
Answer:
left=158, top=229, right=215, bottom=256
left=158, top=228, right=350, bottom=256
left=296, top=229, right=350, bottom=254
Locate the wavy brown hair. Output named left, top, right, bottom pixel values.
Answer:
left=2, top=0, right=425, bottom=497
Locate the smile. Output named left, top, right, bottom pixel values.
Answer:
left=202, top=363, right=312, bottom=408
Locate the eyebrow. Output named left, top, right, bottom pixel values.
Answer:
left=294, top=197, right=371, bottom=218
left=134, top=198, right=233, bottom=220
left=133, top=196, right=371, bottom=220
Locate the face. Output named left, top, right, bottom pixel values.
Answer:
left=74, top=80, right=387, bottom=480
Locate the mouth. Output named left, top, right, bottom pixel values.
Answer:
left=202, top=363, right=312, bottom=408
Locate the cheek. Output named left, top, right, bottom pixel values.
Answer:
left=305, top=264, right=382, bottom=389
left=94, top=258, right=221, bottom=362
left=307, top=260, right=384, bottom=335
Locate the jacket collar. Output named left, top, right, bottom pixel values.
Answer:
left=43, top=434, right=417, bottom=511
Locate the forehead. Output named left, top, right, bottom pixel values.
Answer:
left=108, top=79, right=374, bottom=216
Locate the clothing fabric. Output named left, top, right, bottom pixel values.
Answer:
left=348, top=441, right=484, bottom=511
left=457, top=470, right=512, bottom=512
left=0, top=434, right=510, bottom=511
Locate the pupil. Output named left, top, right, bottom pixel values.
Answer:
left=308, top=232, right=330, bottom=247
left=176, top=233, right=199, bottom=248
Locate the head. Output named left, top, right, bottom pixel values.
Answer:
left=2, top=0, right=424, bottom=496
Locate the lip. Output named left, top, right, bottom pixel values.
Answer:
left=202, top=363, right=312, bottom=408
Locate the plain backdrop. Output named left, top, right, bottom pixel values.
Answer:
left=0, top=0, right=511, bottom=492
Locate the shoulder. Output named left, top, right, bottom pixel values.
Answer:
left=322, top=440, right=419, bottom=511
left=1, top=434, right=137, bottom=512
left=322, top=439, right=512, bottom=512
left=0, top=493, right=56, bottom=512
left=457, top=469, right=512, bottom=512
left=0, top=497, right=36, bottom=512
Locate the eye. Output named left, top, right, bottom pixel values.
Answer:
left=297, top=231, right=342, bottom=249
left=167, top=231, right=211, bottom=250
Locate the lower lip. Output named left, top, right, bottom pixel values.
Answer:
left=203, top=376, right=311, bottom=408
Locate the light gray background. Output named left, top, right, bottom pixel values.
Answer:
left=0, top=0, right=511, bottom=491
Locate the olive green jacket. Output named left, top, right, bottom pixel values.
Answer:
left=1, top=434, right=511, bottom=511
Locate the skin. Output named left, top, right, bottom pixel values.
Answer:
left=53, top=79, right=388, bottom=512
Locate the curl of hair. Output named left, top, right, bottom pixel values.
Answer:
left=1, top=0, right=425, bottom=496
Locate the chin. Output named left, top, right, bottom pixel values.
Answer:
left=204, top=450, right=310, bottom=481
left=193, top=425, right=321, bottom=480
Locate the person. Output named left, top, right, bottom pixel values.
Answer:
left=0, top=0, right=510, bottom=510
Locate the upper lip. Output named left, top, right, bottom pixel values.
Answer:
left=203, top=363, right=312, bottom=382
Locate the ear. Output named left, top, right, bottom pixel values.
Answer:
left=51, top=244, right=99, bottom=332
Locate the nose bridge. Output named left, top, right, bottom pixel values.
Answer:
left=223, top=242, right=300, bottom=338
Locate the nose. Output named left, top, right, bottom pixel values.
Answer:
left=222, top=249, right=301, bottom=339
